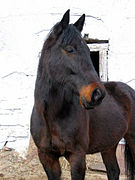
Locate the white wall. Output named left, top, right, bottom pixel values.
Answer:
left=0, top=0, right=135, bottom=154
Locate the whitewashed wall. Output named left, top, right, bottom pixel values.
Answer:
left=0, top=0, right=135, bottom=155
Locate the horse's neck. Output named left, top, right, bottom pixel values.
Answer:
left=46, top=87, right=69, bottom=118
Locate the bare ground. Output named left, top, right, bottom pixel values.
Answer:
left=0, top=137, right=126, bottom=180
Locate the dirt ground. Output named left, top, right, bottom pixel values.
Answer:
left=0, top=137, right=126, bottom=180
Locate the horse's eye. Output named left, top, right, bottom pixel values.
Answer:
left=65, top=46, right=75, bottom=54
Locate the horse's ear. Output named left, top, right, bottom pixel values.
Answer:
left=74, top=14, right=85, bottom=32
left=60, top=9, right=70, bottom=29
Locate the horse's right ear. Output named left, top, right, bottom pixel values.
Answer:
left=60, top=9, right=70, bottom=29
left=74, top=14, right=85, bottom=32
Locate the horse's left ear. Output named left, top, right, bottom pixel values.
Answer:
left=74, top=14, right=85, bottom=32
left=60, top=9, right=70, bottom=29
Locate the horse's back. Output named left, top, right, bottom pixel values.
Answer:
left=104, top=81, right=135, bottom=105
left=104, top=81, right=135, bottom=130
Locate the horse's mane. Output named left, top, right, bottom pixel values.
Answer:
left=38, top=23, right=61, bottom=68
left=41, top=23, right=61, bottom=51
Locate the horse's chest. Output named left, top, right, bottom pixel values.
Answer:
left=51, top=134, right=65, bottom=155
left=50, top=125, right=71, bottom=155
left=50, top=121, right=82, bottom=155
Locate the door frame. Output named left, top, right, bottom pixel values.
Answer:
left=87, top=43, right=109, bottom=82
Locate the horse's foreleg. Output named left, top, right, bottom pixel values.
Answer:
left=38, top=149, right=61, bottom=180
left=66, top=152, right=86, bottom=180
left=101, top=145, right=120, bottom=180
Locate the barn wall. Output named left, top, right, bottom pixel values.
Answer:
left=0, top=0, right=135, bottom=154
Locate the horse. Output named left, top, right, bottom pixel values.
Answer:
left=30, top=10, right=135, bottom=180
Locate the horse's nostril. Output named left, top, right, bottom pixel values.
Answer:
left=91, top=88, right=105, bottom=103
left=79, top=83, right=105, bottom=109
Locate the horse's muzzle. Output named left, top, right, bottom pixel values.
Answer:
left=80, top=82, right=105, bottom=109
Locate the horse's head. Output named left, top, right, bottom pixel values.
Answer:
left=41, top=10, right=105, bottom=109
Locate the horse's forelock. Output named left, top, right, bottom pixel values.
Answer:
left=44, top=23, right=81, bottom=50
left=61, top=25, right=79, bottom=46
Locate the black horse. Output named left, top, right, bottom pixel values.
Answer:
left=31, top=10, right=135, bottom=180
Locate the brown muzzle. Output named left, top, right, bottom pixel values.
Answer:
left=79, top=82, right=105, bottom=109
